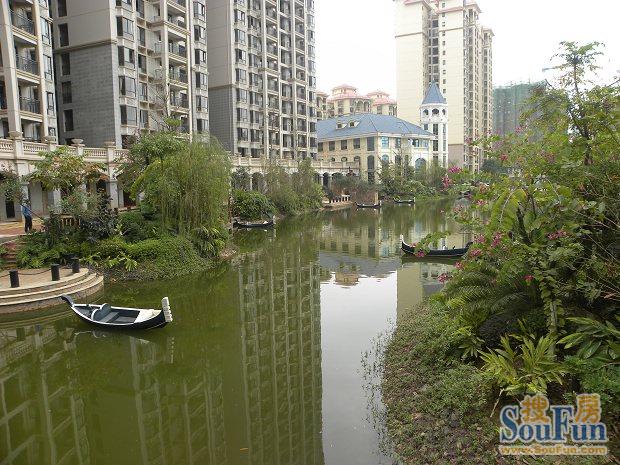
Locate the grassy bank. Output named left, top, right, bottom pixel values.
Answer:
left=382, top=300, right=615, bottom=465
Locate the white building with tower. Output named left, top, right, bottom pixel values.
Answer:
left=420, top=82, right=448, bottom=167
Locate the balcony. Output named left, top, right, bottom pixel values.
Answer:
left=170, top=95, right=189, bottom=108
left=16, top=56, right=39, bottom=75
left=20, top=97, right=40, bottom=114
left=168, top=42, right=187, bottom=57
left=168, top=70, right=188, bottom=83
left=11, top=11, right=35, bottom=35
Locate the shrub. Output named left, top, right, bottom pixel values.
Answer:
left=94, top=236, right=129, bottom=259
left=190, top=227, right=229, bottom=258
left=232, top=190, right=275, bottom=220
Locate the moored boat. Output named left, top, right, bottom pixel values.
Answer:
left=233, top=219, right=275, bottom=228
left=356, top=202, right=381, bottom=209
left=401, top=240, right=471, bottom=258
left=61, top=295, right=173, bottom=330
left=394, top=197, right=415, bottom=204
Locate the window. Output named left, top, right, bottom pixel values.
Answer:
left=237, top=108, right=248, bottom=122
left=120, top=105, right=137, bottom=125
left=235, top=49, right=246, bottom=64
left=235, top=68, right=247, bottom=83
left=41, top=19, right=52, bottom=44
left=353, top=138, right=361, bottom=149
left=367, top=137, right=375, bottom=151
left=328, top=141, right=335, bottom=151
left=138, top=54, right=147, bottom=72
left=64, top=109, right=74, bottom=131
left=395, top=138, right=402, bottom=149
left=341, top=140, right=347, bottom=150
left=116, top=17, right=134, bottom=38
left=61, top=81, right=72, bottom=103
left=195, top=25, right=206, bottom=43
left=118, top=46, right=135, bottom=67
left=194, top=2, right=206, bottom=18
left=318, top=142, right=323, bottom=151
left=43, top=55, right=53, bottom=80
left=116, top=0, right=132, bottom=7
left=433, top=124, right=439, bottom=135
left=46, top=92, right=55, bottom=115
left=195, top=49, right=207, bottom=65
left=196, top=95, right=208, bottom=111
left=195, top=72, right=208, bottom=88
left=433, top=140, right=439, bottom=152
left=234, top=9, right=246, bottom=23
left=381, top=137, right=389, bottom=149
left=57, top=0, right=67, bottom=16
left=119, top=76, right=136, bottom=97
left=58, top=24, right=69, bottom=46
left=236, top=89, right=248, bottom=102
left=237, top=128, right=249, bottom=141
left=234, top=29, right=246, bottom=44
left=60, top=53, right=70, bottom=75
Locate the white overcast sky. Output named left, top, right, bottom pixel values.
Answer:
left=315, top=0, right=620, bottom=97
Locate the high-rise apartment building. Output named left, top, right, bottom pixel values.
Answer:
left=493, top=82, right=542, bottom=137
left=0, top=0, right=57, bottom=141
left=206, top=0, right=318, bottom=159
left=50, top=0, right=210, bottom=148
left=395, top=0, right=493, bottom=171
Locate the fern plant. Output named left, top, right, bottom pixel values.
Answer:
left=558, top=315, right=620, bottom=364
left=480, top=334, right=567, bottom=396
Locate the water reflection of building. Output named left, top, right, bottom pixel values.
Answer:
left=0, top=315, right=90, bottom=465
left=237, top=237, right=324, bottom=465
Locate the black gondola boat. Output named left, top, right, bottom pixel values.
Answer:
left=401, top=240, right=472, bottom=259
left=356, top=202, right=381, bottom=209
left=60, top=295, right=173, bottom=330
left=394, top=198, right=415, bottom=205
left=233, top=219, right=275, bottom=228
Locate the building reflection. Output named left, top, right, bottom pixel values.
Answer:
left=0, top=315, right=90, bottom=465
left=0, top=223, right=325, bottom=465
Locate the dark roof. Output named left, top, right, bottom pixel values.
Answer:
left=422, top=82, right=447, bottom=105
left=317, top=113, right=433, bottom=140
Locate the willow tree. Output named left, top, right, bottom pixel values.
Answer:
left=132, top=139, right=231, bottom=234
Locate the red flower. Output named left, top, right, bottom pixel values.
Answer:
left=524, top=275, right=534, bottom=283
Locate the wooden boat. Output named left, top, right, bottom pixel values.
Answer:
left=401, top=240, right=471, bottom=259
left=356, top=202, right=381, bottom=209
left=60, top=295, right=173, bottom=330
left=234, top=219, right=275, bottom=228
left=394, top=197, right=415, bottom=204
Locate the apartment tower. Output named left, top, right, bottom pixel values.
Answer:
left=0, top=0, right=57, bottom=141
left=206, top=0, right=318, bottom=159
left=395, top=0, right=493, bottom=171
left=50, top=0, right=209, bottom=148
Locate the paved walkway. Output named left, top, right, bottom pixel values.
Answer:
left=0, top=267, right=77, bottom=290
left=0, top=219, right=43, bottom=238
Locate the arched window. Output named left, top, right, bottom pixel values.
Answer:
left=367, top=155, right=375, bottom=170
left=432, top=108, right=439, bottom=115
left=423, top=109, right=429, bottom=116
left=442, top=109, right=446, bottom=115
left=341, top=157, right=348, bottom=162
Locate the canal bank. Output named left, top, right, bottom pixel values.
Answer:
left=0, top=201, right=466, bottom=465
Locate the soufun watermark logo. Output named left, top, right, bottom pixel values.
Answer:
left=498, top=394, right=608, bottom=456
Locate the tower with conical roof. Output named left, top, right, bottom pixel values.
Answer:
left=420, top=82, right=449, bottom=168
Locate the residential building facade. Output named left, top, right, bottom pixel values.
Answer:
left=206, top=0, right=318, bottom=159
left=50, top=0, right=210, bottom=148
left=317, top=84, right=397, bottom=120
left=395, top=0, right=493, bottom=171
left=0, top=0, right=58, bottom=142
left=317, top=113, right=434, bottom=184
left=493, top=82, right=542, bottom=137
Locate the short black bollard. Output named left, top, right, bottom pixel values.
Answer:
left=9, top=270, right=19, bottom=288
left=72, top=258, right=81, bottom=274
left=51, top=264, right=61, bottom=282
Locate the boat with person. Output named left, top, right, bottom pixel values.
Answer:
left=60, top=295, right=173, bottom=330
left=401, top=240, right=472, bottom=259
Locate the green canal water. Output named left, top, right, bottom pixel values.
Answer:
left=0, top=201, right=469, bottom=465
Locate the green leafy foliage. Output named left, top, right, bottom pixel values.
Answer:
left=558, top=316, right=620, bottom=363
left=232, top=190, right=276, bottom=220
left=480, top=335, right=567, bottom=396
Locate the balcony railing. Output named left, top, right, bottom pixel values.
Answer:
left=16, top=56, right=39, bottom=75
left=11, top=11, right=35, bottom=35
left=20, top=97, right=41, bottom=114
